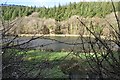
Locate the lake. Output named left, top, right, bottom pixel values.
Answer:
left=4, top=36, right=115, bottom=52
left=8, top=36, right=95, bottom=52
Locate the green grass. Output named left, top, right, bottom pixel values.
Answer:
left=5, top=49, right=119, bottom=78
left=15, top=50, right=90, bottom=78
left=18, top=50, right=69, bottom=61
left=17, top=50, right=100, bottom=61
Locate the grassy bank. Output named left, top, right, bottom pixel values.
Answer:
left=14, top=50, right=91, bottom=78
left=4, top=49, right=119, bottom=78
left=17, top=50, right=98, bottom=61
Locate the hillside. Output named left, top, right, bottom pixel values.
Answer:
left=4, top=11, right=119, bottom=37
left=1, top=2, right=119, bottom=21
left=1, top=2, right=120, bottom=36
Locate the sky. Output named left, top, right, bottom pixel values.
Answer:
left=0, top=0, right=80, bottom=7
left=0, top=0, right=115, bottom=7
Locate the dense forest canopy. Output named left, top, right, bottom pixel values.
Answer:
left=1, top=2, right=119, bottom=21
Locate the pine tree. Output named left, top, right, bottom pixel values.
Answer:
left=12, top=10, right=17, bottom=19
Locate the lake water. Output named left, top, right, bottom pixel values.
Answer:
left=11, top=36, right=95, bottom=52
left=4, top=36, right=114, bottom=52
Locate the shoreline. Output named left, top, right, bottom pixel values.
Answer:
left=19, top=34, right=83, bottom=37
left=18, top=34, right=113, bottom=39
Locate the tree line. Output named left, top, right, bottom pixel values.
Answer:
left=1, top=2, right=119, bottom=21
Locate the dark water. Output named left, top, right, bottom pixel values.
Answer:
left=6, top=36, right=115, bottom=52
left=12, top=36, right=95, bottom=52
